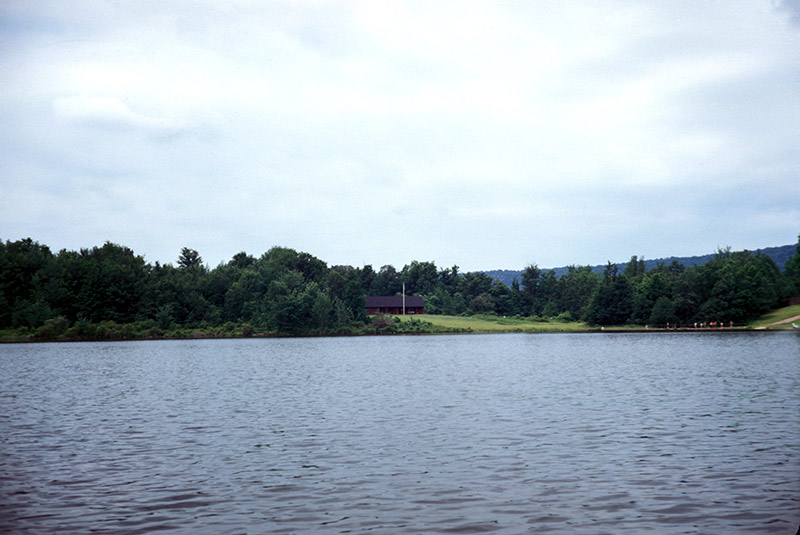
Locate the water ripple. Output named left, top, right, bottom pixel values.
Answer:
left=1, top=333, right=798, bottom=534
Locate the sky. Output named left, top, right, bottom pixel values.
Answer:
left=1, top=1, right=799, bottom=272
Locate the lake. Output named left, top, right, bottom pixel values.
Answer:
left=1, top=332, right=798, bottom=534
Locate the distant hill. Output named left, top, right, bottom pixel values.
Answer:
left=483, top=244, right=797, bottom=288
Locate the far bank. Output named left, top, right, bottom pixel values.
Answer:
left=4, top=305, right=798, bottom=343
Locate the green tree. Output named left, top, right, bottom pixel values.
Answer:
left=327, top=265, right=366, bottom=323
left=462, top=272, right=494, bottom=303
left=402, top=260, right=439, bottom=295
left=585, top=262, right=633, bottom=325
left=230, top=251, right=256, bottom=269
left=622, top=255, right=646, bottom=280
left=264, top=270, right=309, bottom=332
left=534, top=270, right=559, bottom=316
left=557, top=265, right=599, bottom=320
left=223, top=270, right=260, bottom=322
left=149, top=259, right=212, bottom=327
left=470, top=292, right=494, bottom=314
left=520, top=264, right=541, bottom=292
left=490, top=281, right=514, bottom=316
left=52, top=242, right=148, bottom=324
left=781, top=235, right=800, bottom=298
left=0, top=238, right=55, bottom=328
left=687, top=249, right=782, bottom=324
left=259, top=247, right=327, bottom=285
left=310, top=287, right=333, bottom=329
left=332, top=297, right=352, bottom=328
left=631, top=270, right=672, bottom=325
left=178, top=247, right=203, bottom=270
left=439, top=265, right=460, bottom=291
left=508, top=278, right=527, bottom=316
left=648, top=296, right=678, bottom=327
left=371, top=264, right=402, bottom=296
left=358, top=264, right=376, bottom=294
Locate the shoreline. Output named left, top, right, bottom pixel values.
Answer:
left=1, top=325, right=794, bottom=344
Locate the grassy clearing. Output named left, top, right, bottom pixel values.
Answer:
left=750, top=305, right=800, bottom=329
left=391, top=314, right=592, bottom=333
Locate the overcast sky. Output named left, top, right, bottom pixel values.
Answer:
left=1, top=1, right=798, bottom=272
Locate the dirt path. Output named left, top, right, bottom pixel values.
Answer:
left=770, top=314, right=800, bottom=325
left=755, top=314, right=800, bottom=329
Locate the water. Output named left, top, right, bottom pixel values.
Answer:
left=1, top=332, right=798, bottom=534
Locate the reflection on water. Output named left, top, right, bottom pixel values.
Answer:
left=1, top=332, right=798, bottom=534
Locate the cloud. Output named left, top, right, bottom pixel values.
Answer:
left=53, top=95, right=184, bottom=133
left=1, top=1, right=798, bottom=271
left=773, top=0, right=800, bottom=25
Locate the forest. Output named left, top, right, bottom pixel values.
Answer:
left=1, top=236, right=799, bottom=340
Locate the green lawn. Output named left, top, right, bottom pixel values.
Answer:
left=391, top=314, right=592, bottom=333
left=750, top=305, right=800, bottom=329
left=395, top=306, right=800, bottom=333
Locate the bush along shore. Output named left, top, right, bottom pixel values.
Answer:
left=3, top=307, right=798, bottom=343
left=1, top=236, right=799, bottom=342
left=0, top=314, right=468, bottom=343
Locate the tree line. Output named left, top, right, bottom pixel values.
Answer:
left=1, top=237, right=798, bottom=338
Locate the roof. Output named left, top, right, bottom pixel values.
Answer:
left=365, top=295, right=424, bottom=307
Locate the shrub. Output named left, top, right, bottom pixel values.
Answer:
left=34, top=316, right=69, bottom=339
left=555, top=311, right=573, bottom=322
left=371, top=314, right=395, bottom=332
left=68, top=316, right=96, bottom=339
